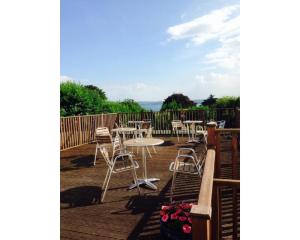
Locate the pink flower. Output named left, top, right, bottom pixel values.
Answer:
left=184, top=212, right=190, bottom=217
left=188, top=217, right=192, bottom=224
left=175, top=209, right=182, bottom=215
left=161, top=205, right=169, bottom=211
left=182, top=224, right=192, bottom=234
left=161, top=214, right=169, bottom=222
left=171, top=213, right=178, bottom=220
left=179, top=216, right=187, bottom=222
left=160, top=210, right=165, bottom=216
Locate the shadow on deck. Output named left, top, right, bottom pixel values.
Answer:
left=61, top=136, right=203, bottom=240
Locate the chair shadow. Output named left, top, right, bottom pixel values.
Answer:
left=60, top=186, right=102, bottom=208
left=61, top=155, right=95, bottom=171
left=160, top=140, right=175, bottom=146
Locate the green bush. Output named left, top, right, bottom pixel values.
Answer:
left=60, top=81, right=105, bottom=116
left=215, top=96, right=240, bottom=108
left=60, top=81, right=145, bottom=116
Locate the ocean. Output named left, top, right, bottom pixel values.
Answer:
left=139, top=99, right=204, bottom=111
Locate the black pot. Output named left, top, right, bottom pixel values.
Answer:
left=160, top=222, right=192, bottom=240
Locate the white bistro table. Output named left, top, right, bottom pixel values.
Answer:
left=183, top=120, right=203, bottom=142
left=123, top=138, right=164, bottom=190
left=111, top=127, right=137, bottom=141
left=128, top=120, right=150, bottom=137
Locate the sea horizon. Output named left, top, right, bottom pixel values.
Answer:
left=138, top=99, right=204, bottom=111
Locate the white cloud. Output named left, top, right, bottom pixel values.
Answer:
left=167, top=5, right=239, bottom=46
left=205, top=34, right=240, bottom=70
left=60, top=75, right=73, bottom=82
left=103, top=82, right=166, bottom=101
left=167, top=5, right=240, bottom=71
left=191, top=72, right=240, bottom=98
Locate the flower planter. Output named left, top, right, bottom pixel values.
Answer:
left=160, top=222, right=192, bottom=240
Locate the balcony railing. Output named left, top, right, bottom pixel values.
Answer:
left=191, top=127, right=240, bottom=240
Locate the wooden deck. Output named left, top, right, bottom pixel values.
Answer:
left=61, top=136, right=204, bottom=240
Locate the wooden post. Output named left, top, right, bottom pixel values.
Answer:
left=192, top=218, right=211, bottom=240
left=211, top=185, right=220, bottom=240
left=78, top=116, right=82, bottom=145
left=232, top=133, right=238, bottom=179
left=207, top=122, right=217, bottom=149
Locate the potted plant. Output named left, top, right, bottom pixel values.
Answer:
left=160, top=203, right=194, bottom=240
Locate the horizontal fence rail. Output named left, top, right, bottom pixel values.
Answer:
left=60, top=113, right=117, bottom=150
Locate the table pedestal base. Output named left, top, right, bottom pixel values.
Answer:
left=129, top=178, right=160, bottom=190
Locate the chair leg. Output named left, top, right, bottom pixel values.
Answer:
left=102, top=168, right=110, bottom=190
left=170, top=158, right=178, bottom=203
left=176, top=130, right=179, bottom=142
left=101, top=169, right=113, bottom=203
left=146, top=146, right=152, bottom=158
left=94, top=146, right=98, bottom=166
left=152, top=145, right=157, bottom=153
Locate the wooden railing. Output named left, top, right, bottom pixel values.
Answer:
left=118, top=108, right=239, bottom=134
left=60, top=113, right=117, bottom=150
left=191, top=128, right=240, bottom=240
left=191, top=149, right=216, bottom=240
left=60, top=108, right=240, bottom=150
left=118, top=110, right=206, bottom=135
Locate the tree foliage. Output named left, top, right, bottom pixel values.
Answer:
left=84, top=85, right=107, bottom=100
left=201, top=94, right=217, bottom=107
left=161, top=93, right=196, bottom=111
left=60, top=82, right=145, bottom=116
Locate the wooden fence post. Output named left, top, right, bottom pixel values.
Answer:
left=207, top=122, right=217, bottom=149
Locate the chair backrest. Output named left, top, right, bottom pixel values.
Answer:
left=112, top=134, right=122, bottom=155
left=99, top=145, right=113, bottom=168
left=217, top=120, right=226, bottom=129
left=171, top=120, right=182, bottom=129
left=146, top=127, right=153, bottom=138
left=95, top=127, right=112, bottom=144
left=196, top=125, right=204, bottom=131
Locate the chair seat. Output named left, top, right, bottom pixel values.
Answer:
left=113, top=160, right=139, bottom=173
left=169, top=162, right=199, bottom=174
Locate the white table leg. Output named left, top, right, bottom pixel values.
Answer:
left=128, top=146, right=160, bottom=190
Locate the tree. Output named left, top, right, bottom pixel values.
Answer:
left=84, top=85, right=107, bottom=100
left=201, top=94, right=217, bottom=107
left=60, top=82, right=106, bottom=116
left=161, top=93, right=196, bottom=111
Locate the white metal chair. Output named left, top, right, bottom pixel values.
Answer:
left=134, top=126, right=154, bottom=158
left=217, top=120, right=226, bottom=129
left=171, top=120, right=187, bottom=142
left=94, top=127, right=126, bottom=165
left=145, top=127, right=157, bottom=156
left=169, top=145, right=207, bottom=202
left=99, top=145, right=141, bottom=202
left=195, top=125, right=208, bottom=144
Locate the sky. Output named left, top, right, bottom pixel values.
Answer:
left=61, top=0, right=240, bottom=101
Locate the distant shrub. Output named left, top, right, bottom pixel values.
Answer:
left=161, top=93, right=196, bottom=111
left=201, top=94, right=217, bottom=107
left=215, top=96, right=240, bottom=108
left=101, top=99, right=145, bottom=113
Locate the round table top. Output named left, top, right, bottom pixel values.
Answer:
left=183, top=120, right=203, bottom=124
left=128, top=120, right=145, bottom=123
left=123, top=138, right=164, bottom=147
left=111, top=127, right=137, bottom=132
